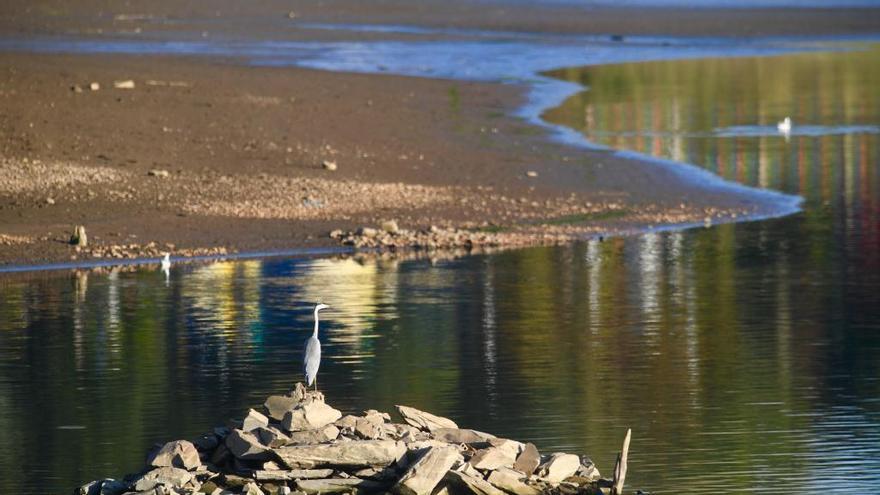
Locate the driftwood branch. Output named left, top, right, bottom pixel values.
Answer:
left=612, top=428, right=631, bottom=495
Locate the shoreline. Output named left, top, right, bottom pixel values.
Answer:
left=1, top=5, right=872, bottom=269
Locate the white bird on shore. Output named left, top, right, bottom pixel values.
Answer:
left=777, top=117, right=792, bottom=134
left=304, top=303, right=330, bottom=391
left=160, top=253, right=171, bottom=283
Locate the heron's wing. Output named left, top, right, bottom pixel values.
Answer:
left=303, top=337, right=321, bottom=385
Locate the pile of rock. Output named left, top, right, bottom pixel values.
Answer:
left=72, top=240, right=232, bottom=261
left=330, top=224, right=573, bottom=251
left=76, top=384, right=631, bottom=495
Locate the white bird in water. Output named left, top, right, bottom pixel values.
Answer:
left=304, top=303, right=330, bottom=391
left=777, top=117, right=792, bottom=134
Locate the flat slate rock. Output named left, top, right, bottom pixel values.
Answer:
left=276, top=439, right=407, bottom=469
left=133, top=466, right=194, bottom=491
left=254, top=469, right=334, bottom=481
left=393, top=446, right=461, bottom=495
left=469, top=446, right=517, bottom=471
left=432, top=428, right=495, bottom=444
left=282, top=401, right=342, bottom=432
left=395, top=405, right=458, bottom=432
left=538, top=453, right=580, bottom=483
left=147, top=440, right=200, bottom=470
left=242, top=408, right=270, bottom=432
left=264, top=395, right=301, bottom=421
left=487, top=467, right=541, bottom=495
left=513, top=443, right=541, bottom=475
left=296, top=477, right=389, bottom=494
left=443, top=469, right=506, bottom=495
left=286, top=424, right=340, bottom=445
left=226, top=429, right=272, bottom=461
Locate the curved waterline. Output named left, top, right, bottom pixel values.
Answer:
left=1, top=31, right=867, bottom=243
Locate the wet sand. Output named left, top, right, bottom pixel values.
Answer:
left=1, top=1, right=875, bottom=265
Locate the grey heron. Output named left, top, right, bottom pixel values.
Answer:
left=304, top=303, right=329, bottom=391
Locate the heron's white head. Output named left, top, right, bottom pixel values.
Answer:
left=163, top=253, right=170, bottom=261
left=315, top=303, right=330, bottom=312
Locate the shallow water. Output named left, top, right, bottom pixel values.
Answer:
left=1, top=35, right=880, bottom=495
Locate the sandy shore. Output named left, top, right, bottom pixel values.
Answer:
left=1, top=1, right=874, bottom=266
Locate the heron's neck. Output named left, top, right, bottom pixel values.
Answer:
left=312, top=311, right=320, bottom=338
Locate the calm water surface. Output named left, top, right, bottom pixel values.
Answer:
left=1, top=45, right=880, bottom=494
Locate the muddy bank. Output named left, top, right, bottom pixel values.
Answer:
left=0, top=51, right=782, bottom=266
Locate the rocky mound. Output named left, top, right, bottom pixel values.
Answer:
left=75, top=384, right=631, bottom=495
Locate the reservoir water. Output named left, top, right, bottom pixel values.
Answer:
left=0, top=36, right=878, bottom=495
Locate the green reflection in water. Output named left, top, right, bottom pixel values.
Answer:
left=542, top=43, right=880, bottom=209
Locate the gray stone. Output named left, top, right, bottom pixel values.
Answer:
left=276, top=439, right=407, bottom=469
left=353, top=466, right=397, bottom=480
left=296, top=478, right=388, bottom=494
left=286, top=424, right=340, bottom=445
left=254, top=426, right=290, bottom=448
left=393, top=446, right=461, bottom=495
left=433, top=428, right=495, bottom=444
left=264, top=395, right=300, bottom=421
left=513, top=443, right=540, bottom=475
left=282, top=401, right=342, bottom=432
left=147, top=440, right=201, bottom=470
left=242, top=482, right=265, bottom=495
left=443, top=469, right=506, bottom=495
left=469, top=447, right=516, bottom=471
left=133, top=467, right=194, bottom=491
left=335, top=415, right=359, bottom=431
left=486, top=468, right=541, bottom=495
left=396, top=405, right=458, bottom=432
left=362, top=410, right=391, bottom=424
left=225, top=429, right=272, bottom=461
left=254, top=469, right=334, bottom=481
left=537, top=453, right=580, bottom=483
left=242, top=408, right=270, bottom=432
left=354, top=418, right=385, bottom=440
left=384, top=423, right=422, bottom=441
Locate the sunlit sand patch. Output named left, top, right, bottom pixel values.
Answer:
left=0, top=157, right=126, bottom=194
left=0, top=234, right=33, bottom=246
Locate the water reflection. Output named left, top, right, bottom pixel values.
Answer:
left=1, top=224, right=878, bottom=494
left=542, top=43, right=880, bottom=212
